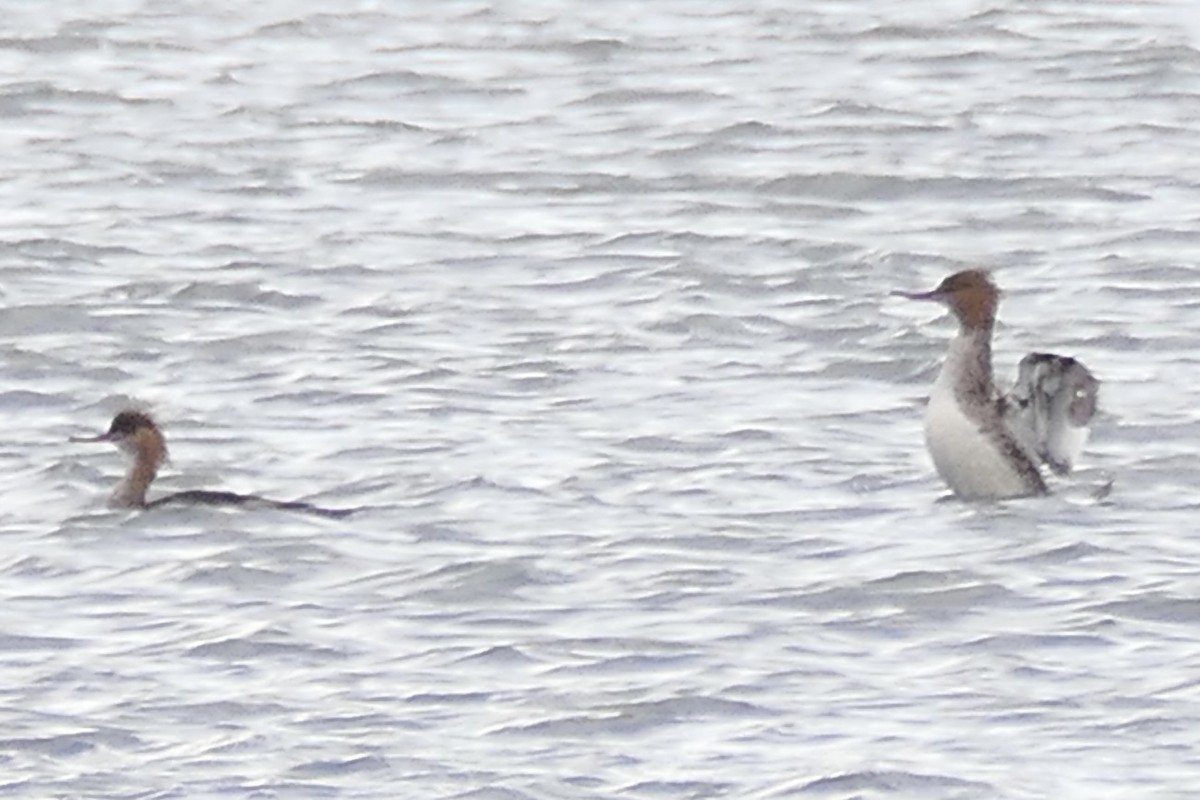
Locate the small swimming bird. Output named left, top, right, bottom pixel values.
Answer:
left=72, top=409, right=354, bottom=518
left=896, top=270, right=1098, bottom=500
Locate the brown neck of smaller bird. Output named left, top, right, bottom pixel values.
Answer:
left=112, top=457, right=155, bottom=508
left=110, top=431, right=164, bottom=509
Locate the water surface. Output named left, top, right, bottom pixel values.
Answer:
left=2, top=1, right=1199, bottom=798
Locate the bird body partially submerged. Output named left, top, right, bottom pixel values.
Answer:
left=72, top=410, right=353, bottom=518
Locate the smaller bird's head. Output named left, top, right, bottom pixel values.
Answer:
left=72, top=409, right=168, bottom=470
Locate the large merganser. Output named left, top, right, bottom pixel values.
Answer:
left=897, top=270, right=1099, bottom=500
left=71, top=410, right=355, bottom=518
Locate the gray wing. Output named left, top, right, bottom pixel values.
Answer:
left=1003, top=353, right=1099, bottom=476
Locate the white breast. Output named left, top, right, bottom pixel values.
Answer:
left=924, top=392, right=1032, bottom=500
left=922, top=340, right=1039, bottom=500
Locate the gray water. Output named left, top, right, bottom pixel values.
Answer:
left=2, top=1, right=1199, bottom=797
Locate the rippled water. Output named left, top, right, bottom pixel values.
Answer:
left=3, top=1, right=1200, bottom=797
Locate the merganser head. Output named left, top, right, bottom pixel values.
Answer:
left=73, top=410, right=165, bottom=458
left=896, top=269, right=999, bottom=331
left=71, top=410, right=169, bottom=507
